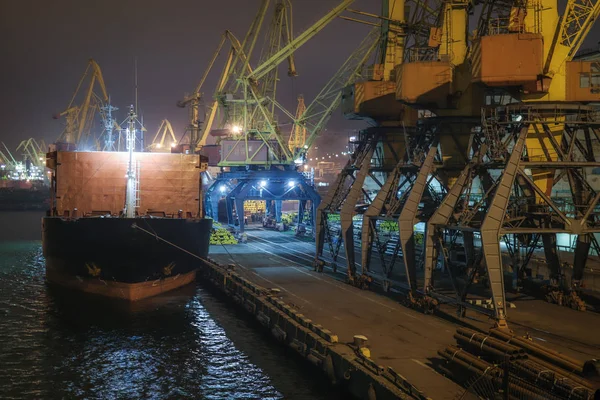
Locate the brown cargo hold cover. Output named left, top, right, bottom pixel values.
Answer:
left=51, top=151, right=201, bottom=216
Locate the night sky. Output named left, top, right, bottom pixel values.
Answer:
left=1, top=1, right=599, bottom=153
left=0, top=0, right=377, bottom=152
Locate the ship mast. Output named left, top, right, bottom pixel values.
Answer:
left=124, top=105, right=138, bottom=218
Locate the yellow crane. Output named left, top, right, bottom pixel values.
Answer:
left=196, top=30, right=253, bottom=151
left=178, top=1, right=272, bottom=151
left=415, top=0, right=600, bottom=327
left=16, top=138, right=47, bottom=168
left=187, top=0, right=354, bottom=160
left=53, top=59, right=109, bottom=148
left=148, top=119, right=177, bottom=151
left=244, top=0, right=296, bottom=133
left=216, top=0, right=356, bottom=166
left=193, top=0, right=297, bottom=154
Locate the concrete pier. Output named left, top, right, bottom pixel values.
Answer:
left=206, top=228, right=600, bottom=399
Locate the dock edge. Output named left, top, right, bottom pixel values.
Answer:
left=199, top=258, right=432, bottom=400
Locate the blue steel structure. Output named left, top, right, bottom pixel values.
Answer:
left=205, top=168, right=320, bottom=233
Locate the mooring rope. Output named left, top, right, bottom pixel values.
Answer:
left=131, top=223, right=209, bottom=263
left=131, top=223, right=255, bottom=282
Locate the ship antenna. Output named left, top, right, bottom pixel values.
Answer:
left=134, top=57, right=139, bottom=116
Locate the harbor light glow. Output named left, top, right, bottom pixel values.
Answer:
left=171, top=142, right=177, bottom=147
left=288, top=180, right=296, bottom=188
left=156, top=143, right=162, bottom=148
left=232, top=125, right=242, bottom=134
left=219, top=185, right=226, bottom=193
left=259, top=180, right=267, bottom=187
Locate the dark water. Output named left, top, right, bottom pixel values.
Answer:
left=0, top=212, right=339, bottom=400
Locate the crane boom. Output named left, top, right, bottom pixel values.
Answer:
left=254, top=0, right=296, bottom=131
left=214, top=0, right=357, bottom=164
left=150, top=119, right=177, bottom=150
left=78, top=60, right=108, bottom=143
left=296, top=27, right=380, bottom=159
left=183, top=30, right=254, bottom=151
left=248, top=0, right=355, bottom=82
left=178, top=33, right=228, bottom=108
left=545, top=0, right=600, bottom=74
left=197, top=44, right=237, bottom=149
left=228, top=0, right=271, bottom=93
left=54, top=59, right=110, bottom=146
left=178, top=33, right=229, bottom=149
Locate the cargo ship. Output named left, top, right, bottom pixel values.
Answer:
left=1, top=155, right=49, bottom=211
left=0, top=180, right=49, bottom=211
left=42, top=117, right=212, bottom=301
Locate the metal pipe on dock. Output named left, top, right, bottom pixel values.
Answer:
left=439, top=345, right=496, bottom=373
left=455, top=328, right=527, bottom=357
left=490, top=329, right=585, bottom=374
left=512, top=359, right=595, bottom=400
left=526, top=356, right=597, bottom=390
left=453, top=334, right=527, bottom=362
left=439, top=346, right=566, bottom=400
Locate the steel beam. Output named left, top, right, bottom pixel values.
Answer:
left=341, top=147, right=375, bottom=281
left=480, top=126, right=527, bottom=327
left=424, top=161, right=471, bottom=292
left=360, top=162, right=403, bottom=274
left=398, top=145, right=437, bottom=293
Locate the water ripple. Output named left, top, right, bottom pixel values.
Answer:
left=0, top=240, right=324, bottom=400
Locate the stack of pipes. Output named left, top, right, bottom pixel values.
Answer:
left=489, top=329, right=584, bottom=373
left=453, top=328, right=527, bottom=362
left=437, top=328, right=599, bottom=400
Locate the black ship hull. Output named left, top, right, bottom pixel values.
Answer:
left=42, top=217, right=212, bottom=300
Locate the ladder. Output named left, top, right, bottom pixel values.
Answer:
left=135, top=160, right=141, bottom=209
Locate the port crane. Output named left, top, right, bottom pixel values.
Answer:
left=0, top=143, right=18, bottom=175
left=197, top=0, right=380, bottom=236
left=148, top=119, right=177, bottom=151
left=317, top=0, right=600, bottom=328
left=16, top=138, right=47, bottom=168
left=53, top=59, right=111, bottom=150
left=177, top=0, right=273, bottom=151
left=315, top=0, right=422, bottom=284
left=202, top=0, right=356, bottom=166
left=0, top=140, right=47, bottom=181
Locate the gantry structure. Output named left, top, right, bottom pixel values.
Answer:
left=315, top=0, right=600, bottom=328
left=183, top=0, right=382, bottom=235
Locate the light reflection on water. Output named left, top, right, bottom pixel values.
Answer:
left=0, top=215, right=338, bottom=400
